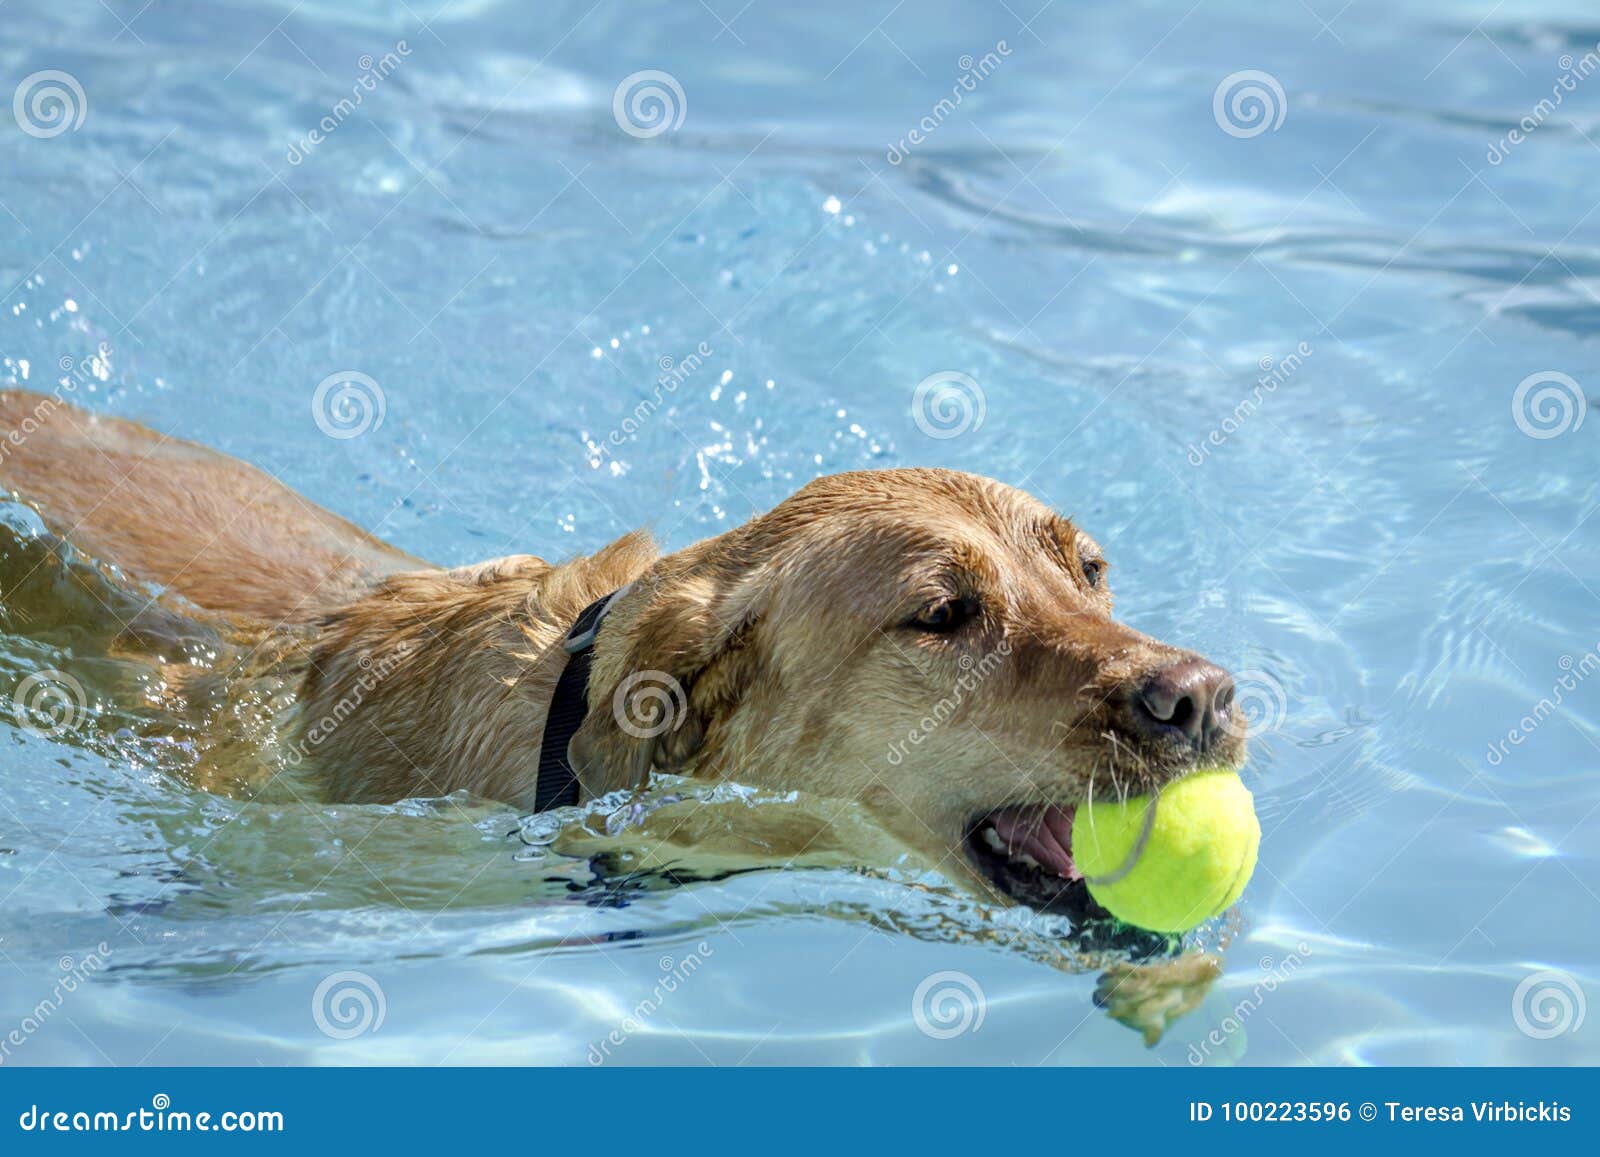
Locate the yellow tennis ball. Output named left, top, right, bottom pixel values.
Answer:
left=1072, top=768, right=1260, bottom=933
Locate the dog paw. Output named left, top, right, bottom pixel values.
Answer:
left=1093, top=952, right=1221, bottom=1047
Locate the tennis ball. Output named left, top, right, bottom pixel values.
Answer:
left=1071, top=768, right=1259, bottom=933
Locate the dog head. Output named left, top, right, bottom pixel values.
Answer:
left=571, top=468, right=1245, bottom=912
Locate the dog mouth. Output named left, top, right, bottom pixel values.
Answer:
left=964, top=804, right=1105, bottom=919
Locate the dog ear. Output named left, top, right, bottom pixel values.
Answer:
left=567, top=568, right=764, bottom=800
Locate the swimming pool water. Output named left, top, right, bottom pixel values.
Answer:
left=2, top=0, right=1597, bottom=1064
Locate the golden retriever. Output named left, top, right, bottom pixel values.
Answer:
left=0, top=387, right=1244, bottom=928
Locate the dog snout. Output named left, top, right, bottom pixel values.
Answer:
left=1118, top=656, right=1235, bottom=754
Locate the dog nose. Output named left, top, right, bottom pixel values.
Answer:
left=1124, top=657, right=1235, bottom=752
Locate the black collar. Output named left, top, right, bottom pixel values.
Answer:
left=533, top=585, right=630, bottom=812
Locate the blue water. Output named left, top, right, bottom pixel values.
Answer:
left=2, top=0, right=1598, bottom=1065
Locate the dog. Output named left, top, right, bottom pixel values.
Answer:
left=0, top=387, right=1245, bottom=928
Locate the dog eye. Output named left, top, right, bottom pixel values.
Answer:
left=909, top=596, right=977, bottom=633
left=1082, top=559, right=1105, bottom=589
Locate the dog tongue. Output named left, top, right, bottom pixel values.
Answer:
left=991, top=805, right=1080, bottom=879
